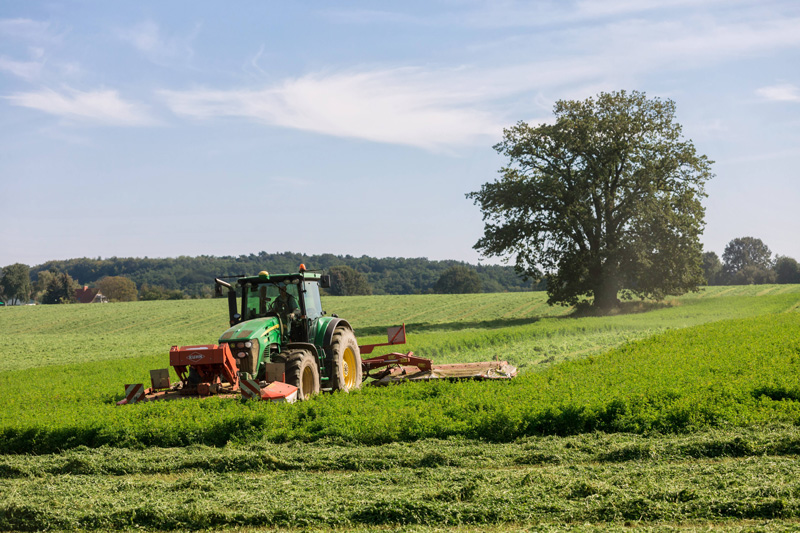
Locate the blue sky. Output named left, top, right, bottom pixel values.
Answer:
left=1, top=0, right=798, bottom=268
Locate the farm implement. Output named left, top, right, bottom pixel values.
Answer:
left=119, top=266, right=517, bottom=405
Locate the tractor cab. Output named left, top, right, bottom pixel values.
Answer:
left=216, top=268, right=330, bottom=344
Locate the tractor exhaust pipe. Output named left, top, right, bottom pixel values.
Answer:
left=215, top=278, right=240, bottom=326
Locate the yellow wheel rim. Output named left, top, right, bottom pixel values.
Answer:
left=343, top=347, right=357, bottom=389
left=301, top=365, right=315, bottom=396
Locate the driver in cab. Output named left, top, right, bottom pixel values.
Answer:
left=273, top=285, right=300, bottom=334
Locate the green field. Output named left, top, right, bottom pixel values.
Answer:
left=2, top=286, right=800, bottom=531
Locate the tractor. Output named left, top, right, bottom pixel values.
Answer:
left=212, top=266, right=360, bottom=399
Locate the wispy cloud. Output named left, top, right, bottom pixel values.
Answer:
left=159, top=2, right=800, bottom=150
left=0, top=56, right=43, bottom=81
left=118, top=20, right=199, bottom=66
left=5, top=87, right=157, bottom=126
left=0, top=18, right=64, bottom=82
left=0, top=18, right=59, bottom=42
left=756, top=83, right=800, bottom=102
left=573, top=0, right=731, bottom=19
left=160, top=68, right=506, bottom=151
left=324, top=0, right=735, bottom=29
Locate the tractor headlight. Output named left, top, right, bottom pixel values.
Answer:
left=244, top=341, right=252, bottom=348
left=236, top=342, right=244, bottom=348
left=237, top=352, right=247, bottom=359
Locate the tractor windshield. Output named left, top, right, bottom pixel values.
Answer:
left=243, top=280, right=301, bottom=321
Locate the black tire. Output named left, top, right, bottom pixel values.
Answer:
left=329, top=327, right=363, bottom=392
left=285, top=350, right=320, bottom=401
left=187, top=367, right=201, bottom=386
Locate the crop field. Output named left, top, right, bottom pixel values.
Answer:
left=2, top=285, right=800, bottom=531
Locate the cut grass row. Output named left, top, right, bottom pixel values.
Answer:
left=2, top=426, right=800, bottom=530
left=2, top=309, right=800, bottom=453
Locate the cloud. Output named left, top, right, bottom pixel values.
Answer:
left=756, top=83, right=800, bottom=102
left=573, top=0, right=730, bottom=19
left=160, top=68, right=506, bottom=151
left=324, top=0, right=733, bottom=29
left=0, top=56, right=42, bottom=80
left=162, top=3, right=800, bottom=150
left=0, top=18, right=58, bottom=42
left=5, top=87, right=157, bottom=126
left=118, top=20, right=198, bottom=66
left=0, top=18, right=64, bottom=82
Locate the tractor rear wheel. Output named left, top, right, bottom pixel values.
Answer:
left=285, top=350, right=320, bottom=400
left=329, top=327, right=362, bottom=392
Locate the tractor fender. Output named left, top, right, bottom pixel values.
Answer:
left=286, top=342, right=319, bottom=360
left=321, top=318, right=353, bottom=357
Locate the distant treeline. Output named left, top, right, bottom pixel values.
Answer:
left=29, top=252, right=539, bottom=298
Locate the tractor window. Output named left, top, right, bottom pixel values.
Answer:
left=303, top=281, right=323, bottom=320
left=263, top=284, right=281, bottom=303
left=264, top=282, right=300, bottom=314
left=244, top=285, right=263, bottom=320
left=244, top=281, right=302, bottom=321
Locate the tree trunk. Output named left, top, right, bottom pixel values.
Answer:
left=593, top=273, right=620, bottom=312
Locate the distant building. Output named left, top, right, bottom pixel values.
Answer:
left=75, top=286, right=108, bottom=304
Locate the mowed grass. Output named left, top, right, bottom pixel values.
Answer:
left=2, top=286, right=800, bottom=530
left=3, top=426, right=800, bottom=530
left=1, top=288, right=799, bottom=453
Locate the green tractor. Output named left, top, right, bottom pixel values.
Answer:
left=213, top=267, right=362, bottom=399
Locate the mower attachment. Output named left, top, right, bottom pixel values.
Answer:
left=359, top=325, right=517, bottom=385
left=170, top=344, right=240, bottom=393
left=363, top=351, right=517, bottom=384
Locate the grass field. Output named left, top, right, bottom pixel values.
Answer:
left=2, top=285, right=800, bottom=530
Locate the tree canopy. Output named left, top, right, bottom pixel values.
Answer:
left=41, top=271, right=78, bottom=304
left=97, top=276, right=138, bottom=302
left=469, top=90, right=713, bottom=310
left=701, top=251, right=723, bottom=285
left=0, top=263, right=32, bottom=305
left=434, top=266, right=483, bottom=294
left=722, top=237, right=772, bottom=279
left=326, top=265, right=372, bottom=296
left=774, top=256, right=800, bottom=285
left=30, top=252, right=535, bottom=298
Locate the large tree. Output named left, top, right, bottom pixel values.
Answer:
left=0, top=263, right=32, bottom=305
left=722, top=237, right=774, bottom=285
left=469, top=91, right=713, bottom=310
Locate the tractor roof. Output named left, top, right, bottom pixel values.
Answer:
left=237, top=271, right=323, bottom=285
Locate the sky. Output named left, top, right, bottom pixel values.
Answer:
left=1, top=0, right=799, bottom=268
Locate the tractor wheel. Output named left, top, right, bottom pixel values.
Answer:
left=329, top=327, right=363, bottom=392
left=285, top=350, right=320, bottom=401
